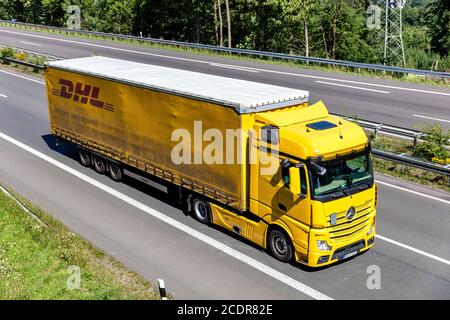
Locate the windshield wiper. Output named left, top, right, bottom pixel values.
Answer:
left=318, top=186, right=343, bottom=196
left=343, top=175, right=353, bottom=187
left=342, top=189, right=351, bottom=196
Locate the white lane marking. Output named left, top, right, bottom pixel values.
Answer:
left=316, top=81, right=390, bottom=94
left=413, top=114, right=450, bottom=124
left=0, top=93, right=7, bottom=98
left=1, top=29, right=450, bottom=97
left=376, top=235, right=450, bottom=266
left=0, top=69, right=45, bottom=84
left=0, top=131, right=331, bottom=301
left=20, top=41, right=42, bottom=47
left=209, top=63, right=260, bottom=73
left=375, top=180, right=450, bottom=205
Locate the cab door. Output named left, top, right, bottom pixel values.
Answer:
left=276, top=162, right=311, bottom=255
left=277, top=162, right=311, bottom=225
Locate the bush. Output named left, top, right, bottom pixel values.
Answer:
left=28, top=55, right=46, bottom=66
left=15, top=52, right=27, bottom=61
left=0, top=47, right=15, bottom=58
left=414, top=124, right=450, bottom=161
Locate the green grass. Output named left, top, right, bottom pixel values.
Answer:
left=1, top=22, right=449, bottom=88
left=0, top=188, right=159, bottom=300
left=373, top=158, right=449, bottom=193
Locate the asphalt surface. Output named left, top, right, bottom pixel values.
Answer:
left=1, top=26, right=450, bottom=131
left=0, top=67, right=450, bottom=299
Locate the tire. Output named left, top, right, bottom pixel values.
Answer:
left=268, top=229, right=293, bottom=263
left=78, top=149, right=91, bottom=167
left=108, top=162, right=123, bottom=182
left=93, top=156, right=106, bottom=174
left=192, top=197, right=211, bottom=224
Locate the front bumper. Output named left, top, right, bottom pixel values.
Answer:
left=294, top=211, right=376, bottom=267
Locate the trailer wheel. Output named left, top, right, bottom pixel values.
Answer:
left=192, top=197, right=211, bottom=225
left=93, top=156, right=106, bottom=174
left=78, top=149, right=91, bottom=167
left=268, top=228, right=293, bottom=263
left=108, top=162, right=123, bottom=182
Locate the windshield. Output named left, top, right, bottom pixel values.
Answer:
left=310, top=152, right=373, bottom=197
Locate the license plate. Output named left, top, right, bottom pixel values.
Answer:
left=342, top=251, right=358, bottom=260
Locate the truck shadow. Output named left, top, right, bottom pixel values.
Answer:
left=42, top=134, right=367, bottom=273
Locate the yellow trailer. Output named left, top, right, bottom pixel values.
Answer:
left=46, top=56, right=377, bottom=267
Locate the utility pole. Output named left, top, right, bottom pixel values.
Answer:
left=383, top=0, right=406, bottom=67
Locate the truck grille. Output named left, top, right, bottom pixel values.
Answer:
left=327, top=202, right=372, bottom=243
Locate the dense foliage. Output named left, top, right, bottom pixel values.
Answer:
left=0, top=0, right=449, bottom=70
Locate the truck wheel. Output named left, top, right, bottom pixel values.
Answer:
left=108, top=162, right=122, bottom=182
left=268, top=229, right=293, bottom=263
left=78, top=149, right=91, bottom=167
left=192, top=197, right=211, bottom=224
left=93, top=156, right=106, bottom=174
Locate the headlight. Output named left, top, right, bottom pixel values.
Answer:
left=316, top=240, right=332, bottom=251
left=367, top=219, right=376, bottom=236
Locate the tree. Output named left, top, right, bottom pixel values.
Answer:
left=282, top=0, right=318, bottom=57
left=426, top=0, right=450, bottom=57
left=42, top=0, right=66, bottom=27
left=224, top=0, right=232, bottom=47
left=215, top=0, right=224, bottom=46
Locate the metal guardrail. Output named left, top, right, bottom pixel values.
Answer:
left=336, top=114, right=450, bottom=149
left=0, top=56, right=44, bottom=70
left=0, top=56, right=44, bottom=72
left=0, top=44, right=62, bottom=61
left=373, top=149, right=450, bottom=176
left=1, top=20, right=450, bottom=79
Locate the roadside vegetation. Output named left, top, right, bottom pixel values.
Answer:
left=1, top=0, right=449, bottom=71
left=0, top=46, right=46, bottom=74
left=0, top=186, right=159, bottom=299
left=369, top=124, right=450, bottom=192
left=0, top=22, right=449, bottom=87
left=1, top=0, right=450, bottom=86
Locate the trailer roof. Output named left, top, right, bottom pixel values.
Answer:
left=46, top=56, right=309, bottom=114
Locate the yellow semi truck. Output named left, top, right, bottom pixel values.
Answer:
left=45, top=56, right=377, bottom=267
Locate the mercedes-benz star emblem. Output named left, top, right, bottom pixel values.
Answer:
left=346, top=207, right=356, bottom=220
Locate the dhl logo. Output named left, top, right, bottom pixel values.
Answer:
left=52, top=79, right=114, bottom=112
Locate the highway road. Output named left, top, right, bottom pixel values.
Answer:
left=1, top=66, right=450, bottom=299
left=1, top=25, right=450, bottom=131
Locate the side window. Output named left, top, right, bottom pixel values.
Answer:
left=300, top=167, right=308, bottom=195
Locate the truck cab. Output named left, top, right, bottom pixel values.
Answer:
left=211, top=100, right=377, bottom=267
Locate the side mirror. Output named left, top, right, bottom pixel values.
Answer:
left=310, top=162, right=327, bottom=176
left=289, top=167, right=301, bottom=195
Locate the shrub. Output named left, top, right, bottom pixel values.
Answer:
left=15, top=52, right=27, bottom=61
left=414, top=123, right=450, bottom=161
left=0, top=47, right=15, bottom=58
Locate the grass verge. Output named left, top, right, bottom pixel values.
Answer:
left=1, top=22, right=449, bottom=88
left=0, top=186, right=159, bottom=300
